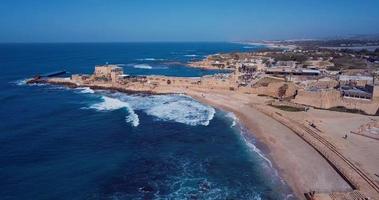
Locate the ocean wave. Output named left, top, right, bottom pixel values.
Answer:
left=133, top=64, right=153, bottom=69
left=161, top=157, right=262, bottom=200
left=137, top=58, right=165, bottom=61
left=225, top=112, right=274, bottom=169
left=12, top=78, right=46, bottom=86
left=12, top=79, right=28, bottom=86
left=226, top=112, right=238, bottom=127
left=184, top=54, right=198, bottom=57
left=245, top=139, right=273, bottom=168
left=109, top=93, right=215, bottom=126
left=89, top=96, right=139, bottom=127
left=243, top=46, right=255, bottom=49
left=76, top=87, right=95, bottom=94
left=146, top=99, right=215, bottom=126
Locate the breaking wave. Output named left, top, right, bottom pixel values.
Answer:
left=225, top=112, right=274, bottom=169
left=86, top=93, right=215, bottom=127
left=12, top=78, right=47, bottom=87
left=243, top=46, right=256, bottom=49
left=104, top=93, right=215, bottom=126
left=137, top=58, right=165, bottom=61
left=89, top=96, right=139, bottom=127
left=13, top=79, right=28, bottom=86
left=226, top=112, right=238, bottom=127
left=134, top=64, right=153, bottom=69
left=245, top=138, right=273, bottom=168
left=76, top=87, right=95, bottom=94
left=184, top=54, right=198, bottom=57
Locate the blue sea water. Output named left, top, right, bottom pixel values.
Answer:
left=0, top=43, right=294, bottom=200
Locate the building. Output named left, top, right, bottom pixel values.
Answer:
left=265, top=68, right=320, bottom=76
left=339, top=75, right=374, bottom=87
left=340, top=85, right=373, bottom=100
left=93, top=65, right=124, bottom=83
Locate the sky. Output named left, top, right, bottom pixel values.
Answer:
left=0, top=0, right=379, bottom=42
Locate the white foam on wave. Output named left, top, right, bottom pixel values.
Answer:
left=90, top=96, right=139, bottom=127
left=245, top=138, right=273, bottom=168
left=243, top=46, right=255, bottom=49
left=110, top=93, right=215, bottom=126
left=184, top=54, right=198, bottom=57
left=137, top=58, right=165, bottom=61
left=146, top=99, right=215, bottom=126
left=9, top=79, right=47, bottom=86
left=226, top=112, right=238, bottom=127
left=134, top=64, right=153, bottom=69
left=13, top=79, right=28, bottom=86
left=226, top=112, right=274, bottom=169
left=86, top=93, right=215, bottom=127
left=77, top=87, right=95, bottom=94
left=12, top=78, right=47, bottom=86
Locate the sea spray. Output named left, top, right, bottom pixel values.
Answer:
left=136, top=58, right=166, bottom=61
left=115, top=93, right=216, bottom=126
left=85, top=93, right=215, bottom=127
left=184, top=54, right=198, bottom=57
left=226, top=112, right=238, bottom=127
left=77, top=87, right=95, bottom=94
left=133, top=64, right=153, bottom=69
left=89, top=96, right=140, bottom=127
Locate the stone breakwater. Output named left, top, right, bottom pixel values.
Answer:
left=27, top=78, right=172, bottom=95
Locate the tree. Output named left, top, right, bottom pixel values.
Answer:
left=277, top=84, right=288, bottom=100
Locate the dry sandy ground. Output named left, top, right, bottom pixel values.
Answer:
left=286, top=108, right=379, bottom=187
left=184, top=88, right=351, bottom=199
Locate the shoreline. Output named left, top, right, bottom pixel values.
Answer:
left=28, top=80, right=305, bottom=198
left=186, top=90, right=351, bottom=199
left=26, top=78, right=348, bottom=198
left=26, top=74, right=379, bottom=199
left=206, top=103, right=297, bottom=199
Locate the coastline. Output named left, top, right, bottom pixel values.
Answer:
left=238, top=41, right=297, bottom=50
left=25, top=62, right=379, bottom=199
left=185, top=89, right=351, bottom=199
left=26, top=77, right=355, bottom=199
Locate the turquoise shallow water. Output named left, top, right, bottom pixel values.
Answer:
left=0, top=43, right=295, bottom=199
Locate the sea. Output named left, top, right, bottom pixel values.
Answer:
left=0, top=43, right=295, bottom=200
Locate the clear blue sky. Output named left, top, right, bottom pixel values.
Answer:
left=1, top=0, right=378, bottom=42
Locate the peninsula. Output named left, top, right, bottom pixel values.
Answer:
left=27, top=46, right=379, bottom=200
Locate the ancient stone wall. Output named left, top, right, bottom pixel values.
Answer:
left=251, top=82, right=298, bottom=99
left=292, top=89, right=379, bottom=115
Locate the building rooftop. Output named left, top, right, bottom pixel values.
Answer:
left=339, top=75, right=373, bottom=81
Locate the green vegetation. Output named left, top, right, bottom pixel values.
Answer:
left=269, top=104, right=304, bottom=112
left=277, top=84, right=288, bottom=99
left=327, top=65, right=341, bottom=71
left=253, top=77, right=283, bottom=87
left=332, top=56, right=367, bottom=69
left=328, top=106, right=366, bottom=114
left=267, top=52, right=308, bottom=63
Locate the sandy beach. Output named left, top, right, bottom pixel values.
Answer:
left=184, top=88, right=352, bottom=199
